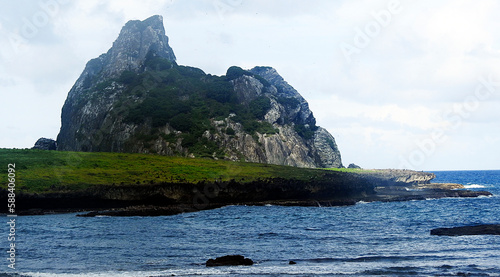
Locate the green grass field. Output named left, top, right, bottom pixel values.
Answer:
left=0, top=149, right=361, bottom=193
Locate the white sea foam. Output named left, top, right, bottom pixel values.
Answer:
left=463, top=184, right=486, bottom=189
left=356, top=200, right=370, bottom=205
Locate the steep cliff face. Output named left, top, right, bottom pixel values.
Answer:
left=58, top=15, right=176, bottom=152
left=56, top=15, right=342, bottom=168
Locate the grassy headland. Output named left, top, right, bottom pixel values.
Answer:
left=1, top=149, right=490, bottom=216
left=0, top=148, right=350, bottom=193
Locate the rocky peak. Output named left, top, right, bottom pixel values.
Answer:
left=102, top=15, right=176, bottom=78
left=250, top=66, right=314, bottom=126
left=66, top=15, right=175, bottom=100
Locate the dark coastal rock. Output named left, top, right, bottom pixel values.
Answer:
left=206, top=255, right=254, bottom=267
left=16, top=209, right=46, bottom=216
left=33, top=138, right=57, bottom=150
left=430, top=224, right=500, bottom=236
left=76, top=205, right=202, bottom=217
left=289, top=260, right=297, bottom=265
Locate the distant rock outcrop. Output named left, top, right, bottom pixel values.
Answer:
left=206, top=255, right=254, bottom=267
left=56, top=15, right=342, bottom=168
left=348, top=163, right=361, bottom=169
left=33, top=138, right=56, bottom=150
left=362, top=169, right=435, bottom=186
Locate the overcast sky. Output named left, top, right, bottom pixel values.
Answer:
left=1, top=0, right=499, bottom=170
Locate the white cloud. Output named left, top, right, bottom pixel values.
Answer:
left=311, top=95, right=444, bottom=130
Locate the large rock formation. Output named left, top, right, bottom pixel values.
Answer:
left=56, top=15, right=342, bottom=168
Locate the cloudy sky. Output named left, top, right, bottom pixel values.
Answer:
left=1, top=0, right=499, bottom=170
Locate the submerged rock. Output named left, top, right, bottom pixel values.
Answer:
left=206, top=255, right=254, bottom=267
left=430, top=224, right=500, bottom=236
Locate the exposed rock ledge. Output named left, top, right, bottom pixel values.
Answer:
left=368, top=186, right=491, bottom=202
left=417, top=183, right=465, bottom=190
left=431, top=224, right=500, bottom=236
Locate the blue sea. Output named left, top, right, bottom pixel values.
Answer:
left=3, top=170, right=500, bottom=276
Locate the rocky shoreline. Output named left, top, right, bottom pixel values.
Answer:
left=4, top=169, right=492, bottom=217
left=74, top=185, right=492, bottom=217
left=366, top=183, right=492, bottom=202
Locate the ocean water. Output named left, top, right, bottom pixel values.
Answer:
left=3, top=170, right=500, bottom=276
